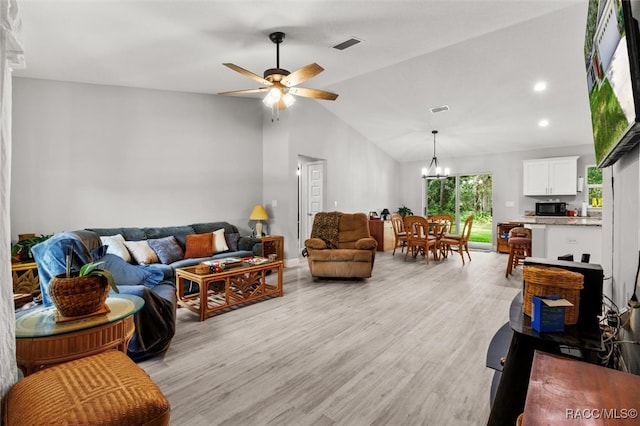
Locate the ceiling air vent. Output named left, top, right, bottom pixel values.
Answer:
left=429, top=105, right=450, bottom=114
left=333, top=37, right=362, bottom=50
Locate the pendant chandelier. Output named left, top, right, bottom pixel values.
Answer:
left=421, top=130, right=450, bottom=179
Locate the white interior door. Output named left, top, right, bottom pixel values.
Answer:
left=299, top=160, right=324, bottom=252
left=307, top=161, right=324, bottom=236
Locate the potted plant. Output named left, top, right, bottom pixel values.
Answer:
left=49, top=261, right=118, bottom=317
left=396, top=205, right=414, bottom=217
left=11, top=234, right=52, bottom=263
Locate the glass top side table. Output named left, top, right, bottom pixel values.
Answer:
left=15, top=294, right=144, bottom=375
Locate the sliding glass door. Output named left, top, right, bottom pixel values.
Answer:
left=425, top=173, right=493, bottom=249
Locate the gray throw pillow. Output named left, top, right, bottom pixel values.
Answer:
left=225, top=232, right=241, bottom=251
left=148, top=236, right=184, bottom=264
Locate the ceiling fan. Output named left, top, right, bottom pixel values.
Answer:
left=218, top=31, right=339, bottom=110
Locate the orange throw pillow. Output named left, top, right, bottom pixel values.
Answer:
left=184, top=233, right=214, bottom=258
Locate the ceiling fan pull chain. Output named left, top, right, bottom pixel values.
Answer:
left=271, top=103, right=280, bottom=122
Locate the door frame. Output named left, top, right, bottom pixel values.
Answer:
left=298, top=156, right=326, bottom=253
left=424, top=173, right=493, bottom=250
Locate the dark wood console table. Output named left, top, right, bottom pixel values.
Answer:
left=522, top=350, right=640, bottom=425
left=487, top=292, right=603, bottom=425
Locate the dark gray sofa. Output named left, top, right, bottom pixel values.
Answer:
left=86, top=221, right=262, bottom=280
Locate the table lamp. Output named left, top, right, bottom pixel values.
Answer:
left=250, top=204, right=269, bottom=237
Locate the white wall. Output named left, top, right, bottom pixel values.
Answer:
left=292, top=102, right=400, bottom=212
left=606, top=144, right=639, bottom=309
left=261, top=101, right=401, bottom=259
left=11, top=78, right=402, bottom=263
left=11, top=78, right=264, bottom=237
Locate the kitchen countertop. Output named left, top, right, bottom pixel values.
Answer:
left=510, top=216, right=602, bottom=226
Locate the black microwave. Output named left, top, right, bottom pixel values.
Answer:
left=536, top=202, right=567, bottom=216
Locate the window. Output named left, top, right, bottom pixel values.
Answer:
left=586, top=165, right=603, bottom=208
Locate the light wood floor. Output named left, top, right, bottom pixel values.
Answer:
left=139, top=249, right=524, bottom=426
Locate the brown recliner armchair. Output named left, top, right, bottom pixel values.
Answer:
left=304, top=212, right=377, bottom=278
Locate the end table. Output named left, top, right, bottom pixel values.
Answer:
left=260, top=235, right=284, bottom=261
left=15, top=294, right=144, bottom=375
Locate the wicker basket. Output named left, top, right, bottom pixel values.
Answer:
left=49, top=273, right=110, bottom=317
left=523, top=265, right=584, bottom=325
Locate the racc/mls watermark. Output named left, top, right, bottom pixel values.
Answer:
left=566, top=408, right=638, bottom=420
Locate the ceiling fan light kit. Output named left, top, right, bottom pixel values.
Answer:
left=219, top=31, right=338, bottom=121
left=421, top=130, right=451, bottom=179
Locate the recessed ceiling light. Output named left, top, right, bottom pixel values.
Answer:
left=534, top=81, right=547, bottom=92
left=538, top=119, right=549, bottom=127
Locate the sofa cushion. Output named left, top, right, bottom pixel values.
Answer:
left=120, top=228, right=148, bottom=242
left=225, top=232, right=241, bottom=252
left=94, top=253, right=164, bottom=288
left=238, top=236, right=260, bottom=253
left=143, top=226, right=195, bottom=250
left=99, top=234, right=132, bottom=263
left=184, top=233, right=213, bottom=258
left=191, top=222, right=237, bottom=235
left=148, top=236, right=184, bottom=264
left=212, top=229, right=229, bottom=253
left=87, top=227, right=126, bottom=237
left=338, top=213, right=371, bottom=245
left=123, top=240, right=159, bottom=265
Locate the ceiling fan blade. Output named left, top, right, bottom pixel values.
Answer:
left=218, top=87, right=269, bottom=96
left=289, top=87, right=339, bottom=101
left=222, top=63, right=271, bottom=86
left=282, top=63, right=324, bottom=87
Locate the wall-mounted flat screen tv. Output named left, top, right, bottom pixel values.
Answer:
left=585, top=0, right=640, bottom=168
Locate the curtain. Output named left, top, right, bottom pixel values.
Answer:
left=0, top=0, right=24, bottom=399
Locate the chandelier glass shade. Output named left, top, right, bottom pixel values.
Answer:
left=262, top=86, right=296, bottom=108
left=421, top=130, right=450, bottom=179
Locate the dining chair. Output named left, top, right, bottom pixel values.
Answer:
left=431, top=213, right=454, bottom=234
left=440, top=215, right=474, bottom=265
left=403, top=215, right=439, bottom=264
left=431, top=217, right=449, bottom=259
left=391, top=213, right=408, bottom=255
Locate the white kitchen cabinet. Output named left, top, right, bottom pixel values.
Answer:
left=523, top=156, right=578, bottom=196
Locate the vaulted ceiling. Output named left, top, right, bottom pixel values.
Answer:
left=14, top=0, right=593, bottom=162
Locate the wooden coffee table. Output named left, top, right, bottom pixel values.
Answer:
left=15, top=294, right=144, bottom=375
left=175, top=259, right=283, bottom=321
